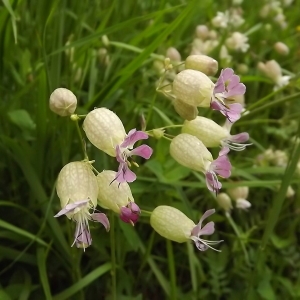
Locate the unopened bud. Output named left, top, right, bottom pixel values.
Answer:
left=274, top=42, right=289, bottom=55
left=195, top=25, right=209, bottom=39
left=185, top=55, right=218, bottom=76
left=173, top=69, right=214, bottom=107
left=227, top=186, right=249, bottom=201
left=102, top=35, right=110, bottom=47
left=258, top=60, right=281, bottom=83
left=286, top=185, right=295, bottom=198
left=216, top=193, right=232, bottom=212
left=152, top=128, right=165, bottom=139
left=173, top=98, right=198, bottom=120
left=166, top=47, right=181, bottom=62
left=49, top=88, right=77, bottom=117
left=236, top=199, right=251, bottom=210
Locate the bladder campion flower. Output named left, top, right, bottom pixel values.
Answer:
left=97, top=170, right=140, bottom=225
left=54, top=161, right=109, bottom=249
left=211, top=68, right=246, bottom=122
left=172, top=69, right=215, bottom=107
left=170, top=133, right=231, bottom=193
left=83, top=108, right=153, bottom=183
left=150, top=206, right=223, bottom=251
left=182, top=116, right=250, bottom=151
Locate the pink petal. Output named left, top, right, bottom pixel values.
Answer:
left=120, top=203, right=141, bottom=224
left=205, top=171, right=222, bottom=193
left=219, top=147, right=230, bottom=156
left=92, top=213, right=110, bottom=231
left=211, top=155, right=232, bottom=178
left=230, top=132, right=249, bottom=143
left=115, top=163, right=137, bottom=183
left=74, top=223, right=92, bottom=248
left=129, top=144, right=153, bottom=159
left=197, top=221, right=215, bottom=236
left=121, top=129, right=149, bottom=148
left=222, top=68, right=234, bottom=80
left=54, top=199, right=89, bottom=217
left=115, top=145, right=125, bottom=163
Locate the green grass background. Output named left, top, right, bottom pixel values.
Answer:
left=1, top=0, right=300, bottom=299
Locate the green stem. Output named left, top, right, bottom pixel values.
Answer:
left=109, top=41, right=165, bottom=61
left=166, top=239, right=176, bottom=300
left=74, top=119, right=88, bottom=160
left=110, top=211, right=117, bottom=300
left=225, top=212, right=250, bottom=266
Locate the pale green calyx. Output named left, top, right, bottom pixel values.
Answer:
left=49, top=88, right=77, bottom=117
left=150, top=206, right=195, bottom=243
left=172, top=69, right=214, bottom=107
left=170, top=133, right=213, bottom=172
left=185, top=55, right=218, bottom=76
left=97, top=170, right=134, bottom=213
left=83, top=108, right=126, bottom=157
left=56, top=161, right=98, bottom=217
left=182, top=116, right=228, bottom=148
left=173, top=98, right=198, bottom=121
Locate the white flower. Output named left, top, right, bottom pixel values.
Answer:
left=212, top=11, right=230, bottom=28
left=226, top=32, right=249, bottom=52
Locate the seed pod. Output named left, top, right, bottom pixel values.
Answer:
left=150, top=206, right=195, bottom=243
left=173, top=69, right=214, bottom=107
left=185, top=55, right=218, bottom=76
left=83, top=108, right=126, bottom=157
left=49, top=88, right=77, bottom=117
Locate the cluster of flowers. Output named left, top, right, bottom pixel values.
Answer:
left=49, top=53, right=249, bottom=252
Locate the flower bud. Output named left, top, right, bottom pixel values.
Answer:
left=56, top=161, right=98, bottom=213
left=152, top=128, right=165, bottom=139
left=49, top=88, right=77, bottom=117
left=97, top=170, right=134, bottom=214
left=274, top=42, right=289, bottom=55
left=227, top=186, right=249, bottom=201
left=286, top=185, right=295, bottom=198
left=257, top=60, right=281, bottom=83
left=216, top=193, right=232, bottom=212
left=150, top=206, right=196, bottom=243
left=166, top=47, right=181, bottom=62
left=83, top=108, right=126, bottom=157
left=236, top=199, right=251, bottom=210
left=182, top=116, right=228, bottom=148
left=195, top=25, right=209, bottom=39
left=173, top=98, right=198, bottom=120
left=170, top=133, right=212, bottom=172
left=172, top=69, right=214, bottom=107
left=185, top=55, right=218, bottom=76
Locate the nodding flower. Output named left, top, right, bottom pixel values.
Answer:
left=97, top=170, right=141, bottom=225
left=54, top=162, right=109, bottom=250
left=150, top=206, right=223, bottom=251
left=83, top=108, right=153, bottom=183
left=170, top=133, right=231, bottom=194
left=182, top=116, right=250, bottom=152
left=211, top=68, right=246, bottom=123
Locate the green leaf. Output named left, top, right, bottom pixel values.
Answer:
left=7, top=109, right=36, bottom=131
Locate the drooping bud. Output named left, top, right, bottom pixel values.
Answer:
left=236, top=199, right=251, bottom=210
left=166, top=47, right=181, bottom=62
left=172, top=69, right=214, bottom=107
left=49, top=88, right=77, bottom=117
left=227, top=186, right=249, bottom=202
left=216, top=193, right=233, bottom=212
left=173, top=98, right=198, bottom=120
left=152, top=128, right=165, bottom=139
left=195, top=25, right=209, bottom=39
left=185, top=55, right=218, bottom=76
left=274, top=42, right=289, bottom=55
left=83, top=108, right=126, bottom=157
